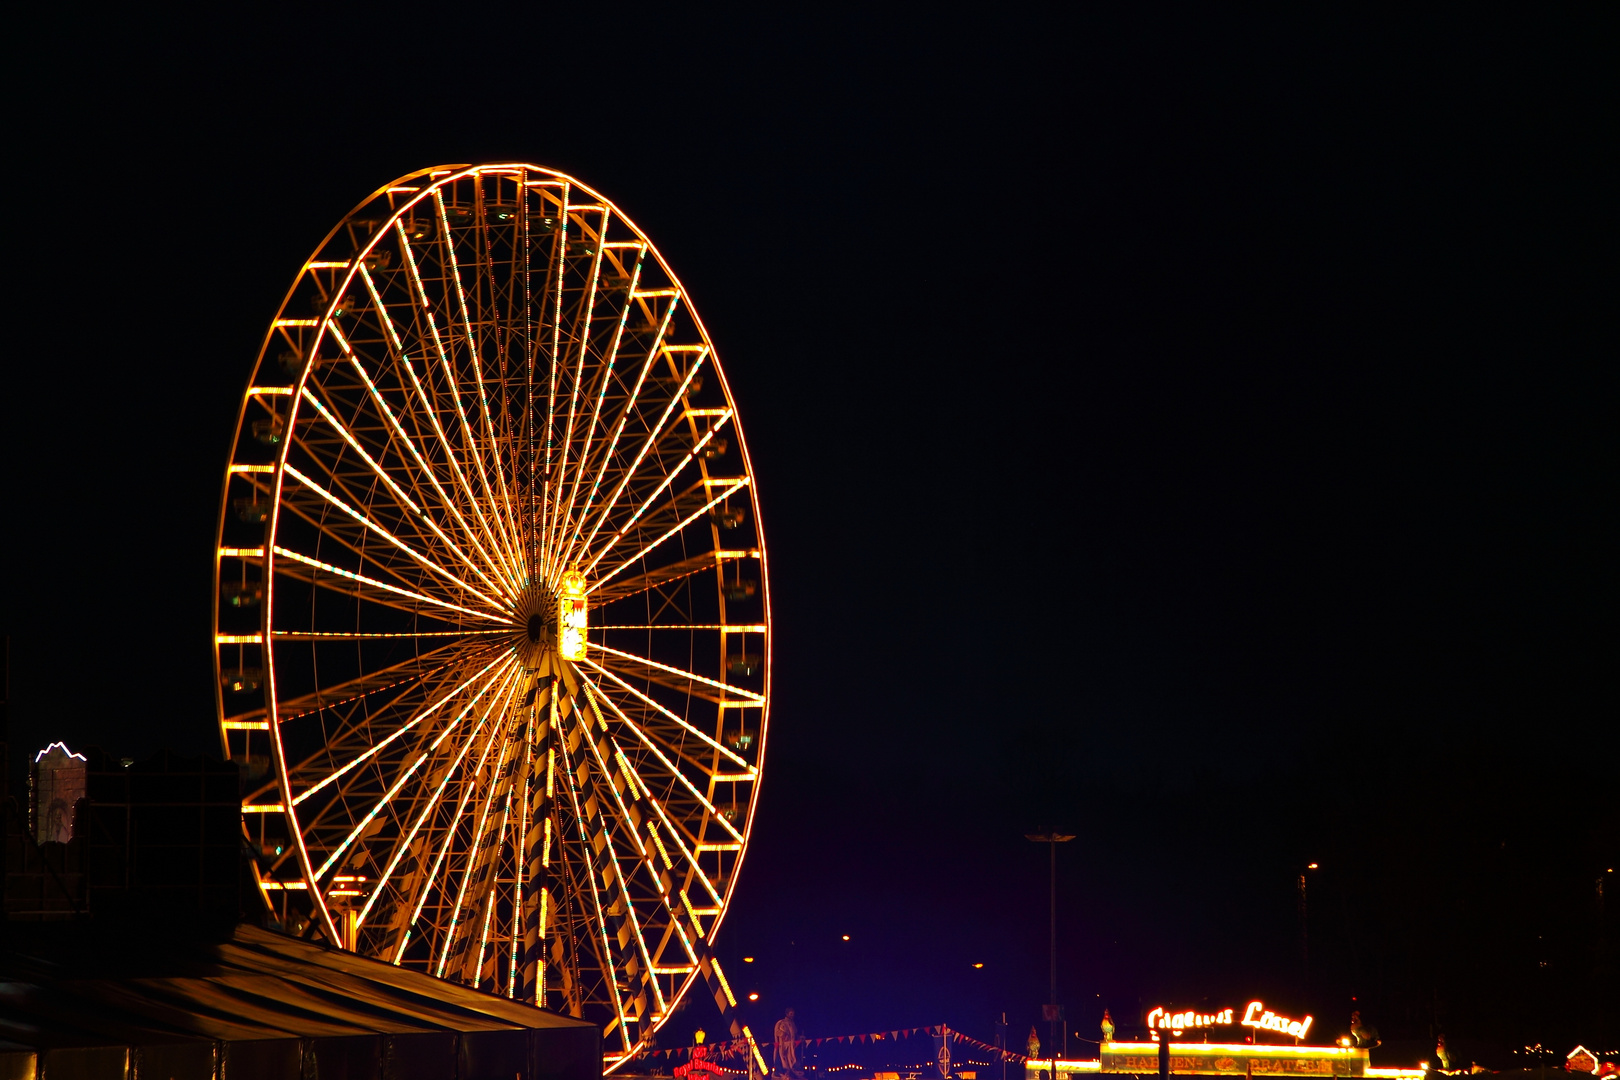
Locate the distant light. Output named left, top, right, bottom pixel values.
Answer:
left=744, top=957, right=755, bottom=963
left=1307, top=862, right=1319, bottom=869
left=973, top=963, right=985, bottom=969
left=748, top=992, right=759, bottom=1001
left=842, top=934, right=850, bottom=941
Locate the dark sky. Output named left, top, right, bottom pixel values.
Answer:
left=3, top=5, right=1615, bottom=1064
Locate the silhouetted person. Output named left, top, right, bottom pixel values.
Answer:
left=774, top=1008, right=801, bottom=1079
left=1350, top=1012, right=1380, bottom=1050
left=1435, top=1036, right=1452, bottom=1072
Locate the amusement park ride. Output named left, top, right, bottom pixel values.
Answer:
left=211, top=164, right=771, bottom=1071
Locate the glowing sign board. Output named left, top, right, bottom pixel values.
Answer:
left=557, top=570, right=587, bottom=661
left=1098, top=1045, right=1366, bottom=1077
left=1143, top=1001, right=1312, bottom=1041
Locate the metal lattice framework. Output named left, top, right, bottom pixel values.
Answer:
left=213, top=164, right=770, bottom=1068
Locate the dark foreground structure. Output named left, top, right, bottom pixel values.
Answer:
left=0, top=922, right=599, bottom=1080
left=0, top=741, right=599, bottom=1080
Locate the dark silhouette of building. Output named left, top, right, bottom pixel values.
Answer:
left=28, top=741, right=86, bottom=845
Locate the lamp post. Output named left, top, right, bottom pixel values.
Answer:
left=1026, top=831, right=1075, bottom=1062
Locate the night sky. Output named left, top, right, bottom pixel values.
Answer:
left=4, top=6, right=1614, bottom=1066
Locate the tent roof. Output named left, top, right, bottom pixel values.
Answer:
left=0, top=922, right=595, bottom=1048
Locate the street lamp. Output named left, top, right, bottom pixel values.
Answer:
left=1027, top=831, right=1075, bottom=1061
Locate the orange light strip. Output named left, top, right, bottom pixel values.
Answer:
left=274, top=318, right=321, bottom=327
left=295, top=652, right=513, bottom=807
left=282, top=463, right=511, bottom=614
left=581, top=659, right=753, bottom=770
left=229, top=464, right=276, bottom=474
left=432, top=190, right=527, bottom=581
left=395, top=220, right=526, bottom=594
left=242, top=803, right=285, bottom=812
left=340, top=657, right=520, bottom=898
left=272, top=629, right=509, bottom=640
left=249, top=386, right=295, bottom=396
left=542, top=216, right=611, bottom=584
left=298, top=386, right=426, bottom=516
left=216, top=634, right=262, bottom=644
left=589, top=477, right=748, bottom=591
left=577, top=352, right=711, bottom=575
left=590, top=413, right=733, bottom=566
left=390, top=668, right=519, bottom=958
left=553, top=691, right=632, bottom=1044
left=578, top=688, right=724, bottom=911
left=550, top=254, right=657, bottom=579
left=338, top=280, right=513, bottom=601
left=219, top=546, right=265, bottom=558
left=593, top=624, right=766, bottom=632
left=307, top=261, right=350, bottom=269
left=577, top=668, right=744, bottom=856
left=222, top=720, right=270, bottom=731
left=436, top=675, right=528, bottom=975
left=271, top=546, right=505, bottom=623
left=573, top=709, right=667, bottom=1016
left=559, top=297, right=681, bottom=575
left=591, top=642, right=764, bottom=704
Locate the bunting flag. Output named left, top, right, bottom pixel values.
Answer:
left=632, top=1024, right=1033, bottom=1064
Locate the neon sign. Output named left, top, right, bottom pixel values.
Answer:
left=1148, top=1008, right=1236, bottom=1031
left=1242, top=1002, right=1313, bottom=1041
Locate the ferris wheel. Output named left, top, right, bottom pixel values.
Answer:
left=213, top=164, right=770, bottom=1067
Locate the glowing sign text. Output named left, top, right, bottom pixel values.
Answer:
left=1148, top=1008, right=1236, bottom=1031
left=1242, top=1002, right=1313, bottom=1041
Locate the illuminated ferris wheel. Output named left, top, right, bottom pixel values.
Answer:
left=213, top=164, right=770, bottom=1067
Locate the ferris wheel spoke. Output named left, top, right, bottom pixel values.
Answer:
left=581, top=659, right=752, bottom=772
left=434, top=694, right=524, bottom=978
left=332, top=291, right=518, bottom=602
left=559, top=301, right=681, bottom=577
left=386, top=670, right=517, bottom=963
left=573, top=346, right=708, bottom=578
left=543, top=207, right=612, bottom=584
left=551, top=248, right=646, bottom=582
left=434, top=190, right=527, bottom=580
left=289, top=651, right=516, bottom=809
left=554, top=705, right=634, bottom=1041
left=586, top=477, right=749, bottom=590
left=268, top=481, right=473, bottom=614
left=585, top=412, right=734, bottom=573
left=575, top=673, right=744, bottom=855
left=310, top=655, right=521, bottom=890
left=569, top=710, right=668, bottom=1022
left=293, top=392, right=508, bottom=608
left=271, top=546, right=508, bottom=624
left=397, top=223, right=528, bottom=593
left=269, top=645, right=509, bottom=808
left=281, top=463, right=511, bottom=615
left=590, top=548, right=758, bottom=606
left=234, top=639, right=491, bottom=740
left=590, top=644, right=762, bottom=707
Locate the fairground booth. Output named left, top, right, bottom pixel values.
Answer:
left=1026, top=1000, right=1424, bottom=1080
